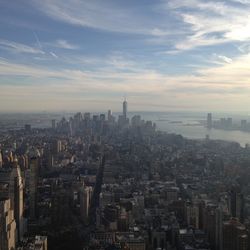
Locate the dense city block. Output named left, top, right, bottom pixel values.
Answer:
left=1, top=103, right=250, bottom=250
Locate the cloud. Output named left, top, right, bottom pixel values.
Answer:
left=53, top=39, right=79, bottom=50
left=31, top=0, right=176, bottom=36
left=162, top=0, right=250, bottom=51
left=238, top=43, right=250, bottom=53
left=1, top=50, right=250, bottom=112
left=29, top=0, right=250, bottom=53
left=0, top=39, right=45, bottom=54
left=4, top=0, right=250, bottom=54
left=49, top=52, right=58, bottom=59
left=211, top=54, right=233, bottom=64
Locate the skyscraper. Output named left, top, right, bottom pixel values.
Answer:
left=51, top=119, right=56, bottom=129
left=11, top=159, right=24, bottom=242
left=230, top=186, right=244, bottom=221
left=0, top=198, right=16, bottom=250
left=28, top=148, right=40, bottom=220
left=80, top=186, right=92, bottom=224
left=0, top=151, right=2, bottom=168
left=223, top=218, right=248, bottom=250
left=207, top=113, right=212, bottom=129
left=0, top=158, right=24, bottom=242
left=108, top=110, right=112, bottom=121
left=123, top=98, right=127, bottom=120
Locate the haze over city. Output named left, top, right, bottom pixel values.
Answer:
left=1, top=0, right=250, bottom=112
left=3, top=2, right=250, bottom=250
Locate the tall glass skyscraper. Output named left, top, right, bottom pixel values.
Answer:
left=123, top=99, right=127, bottom=119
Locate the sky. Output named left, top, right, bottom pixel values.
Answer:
left=1, top=0, right=250, bottom=113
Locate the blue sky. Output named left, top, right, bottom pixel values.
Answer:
left=1, top=0, right=250, bottom=112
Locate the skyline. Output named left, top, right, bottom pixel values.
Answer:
left=1, top=0, right=250, bottom=112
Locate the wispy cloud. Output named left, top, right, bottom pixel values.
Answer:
left=51, top=39, right=79, bottom=50
left=2, top=0, right=250, bottom=111
left=31, top=0, right=176, bottom=36
left=31, top=0, right=250, bottom=53
left=211, top=54, right=233, bottom=64
left=165, top=0, right=250, bottom=51
left=0, top=39, right=45, bottom=54
left=1, top=51, right=250, bottom=111
left=49, top=52, right=58, bottom=59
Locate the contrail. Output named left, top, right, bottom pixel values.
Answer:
left=33, top=31, right=57, bottom=58
left=33, top=31, right=42, bottom=49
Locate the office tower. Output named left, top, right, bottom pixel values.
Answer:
left=29, top=148, right=40, bottom=220
left=56, top=140, right=62, bottom=153
left=108, top=110, right=112, bottom=121
left=52, top=140, right=62, bottom=155
left=131, top=115, right=141, bottom=127
left=80, top=186, right=92, bottom=224
left=18, top=155, right=28, bottom=170
left=118, top=207, right=128, bottom=231
left=11, top=159, right=24, bottom=242
left=104, top=205, right=118, bottom=230
left=186, top=204, right=199, bottom=229
left=74, top=112, right=83, bottom=123
left=0, top=198, right=16, bottom=250
left=118, top=115, right=125, bottom=128
left=223, top=218, right=248, bottom=250
left=215, top=206, right=223, bottom=250
left=207, top=113, right=212, bottom=129
left=0, top=158, right=24, bottom=242
left=92, top=115, right=98, bottom=122
left=100, top=114, right=105, bottom=121
left=84, top=112, right=91, bottom=121
left=47, top=153, right=54, bottom=169
left=0, top=151, right=2, bottom=168
left=230, top=186, right=244, bottom=221
left=51, top=119, right=56, bottom=129
left=51, top=190, right=71, bottom=228
left=202, top=204, right=217, bottom=249
left=123, top=99, right=127, bottom=119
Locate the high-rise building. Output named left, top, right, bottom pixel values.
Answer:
left=11, top=159, right=24, bottom=242
left=100, top=114, right=106, bottom=121
left=0, top=198, right=16, bottom=250
left=123, top=99, right=127, bottom=119
left=223, top=218, right=248, bottom=250
left=186, top=204, right=199, bottom=229
left=230, top=186, right=244, bottom=221
left=0, top=158, right=24, bottom=242
left=0, top=151, right=2, bottom=168
left=52, top=139, right=62, bottom=155
left=84, top=112, right=91, bottom=121
left=131, top=115, right=141, bottom=127
left=108, top=110, right=112, bottom=121
left=51, top=190, right=71, bottom=228
left=215, top=206, right=224, bottom=250
left=28, top=148, right=40, bottom=220
left=207, top=113, right=212, bottom=129
left=51, top=119, right=56, bottom=129
left=80, top=186, right=92, bottom=224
